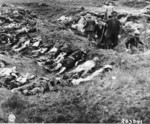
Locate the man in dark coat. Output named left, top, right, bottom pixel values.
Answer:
left=105, top=11, right=121, bottom=49
left=125, top=31, right=144, bottom=54
left=84, top=14, right=97, bottom=46
left=95, top=21, right=107, bottom=48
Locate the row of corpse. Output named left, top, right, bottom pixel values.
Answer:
left=0, top=42, right=113, bottom=96
left=37, top=42, right=87, bottom=74
left=36, top=42, right=113, bottom=85
left=0, top=66, right=65, bottom=95
left=0, top=6, right=76, bottom=59
left=0, top=64, right=111, bottom=96
left=0, top=6, right=42, bottom=55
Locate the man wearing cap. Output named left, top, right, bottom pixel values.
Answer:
left=84, top=14, right=97, bottom=46
left=105, top=11, right=121, bottom=49
left=125, top=30, right=144, bottom=54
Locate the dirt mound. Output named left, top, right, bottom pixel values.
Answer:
left=122, top=0, right=148, bottom=8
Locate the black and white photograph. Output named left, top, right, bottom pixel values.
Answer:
left=0, top=0, right=149, bottom=123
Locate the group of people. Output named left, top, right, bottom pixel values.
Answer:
left=0, top=7, right=40, bottom=56
left=0, top=68, right=66, bottom=95
left=83, top=11, right=121, bottom=48
left=83, top=9, right=145, bottom=54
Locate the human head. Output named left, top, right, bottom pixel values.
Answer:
left=86, top=13, right=92, bottom=19
left=23, top=89, right=28, bottom=95
left=62, top=73, right=69, bottom=79
left=134, top=30, right=140, bottom=36
left=61, top=52, right=67, bottom=56
left=103, top=65, right=112, bottom=69
left=111, top=11, right=118, bottom=17
left=93, top=56, right=99, bottom=61
left=81, top=48, right=86, bottom=53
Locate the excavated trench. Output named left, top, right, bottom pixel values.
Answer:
left=0, top=2, right=116, bottom=95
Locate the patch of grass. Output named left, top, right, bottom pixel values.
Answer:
left=1, top=93, right=30, bottom=122
left=2, top=62, right=150, bottom=123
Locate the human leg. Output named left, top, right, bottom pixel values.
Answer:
left=111, top=34, right=118, bottom=49
left=87, top=31, right=92, bottom=46
left=57, top=67, right=66, bottom=75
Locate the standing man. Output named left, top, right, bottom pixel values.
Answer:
left=125, top=30, right=144, bottom=54
left=105, top=11, right=121, bottom=49
left=84, top=14, right=97, bottom=46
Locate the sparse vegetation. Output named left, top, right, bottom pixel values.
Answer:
left=1, top=53, right=150, bottom=123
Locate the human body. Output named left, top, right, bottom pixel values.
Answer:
left=84, top=14, right=97, bottom=46
left=105, top=11, right=121, bottom=49
left=125, top=31, right=144, bottom=54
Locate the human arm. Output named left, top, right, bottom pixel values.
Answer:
left=125, top=37, right=132, bottom=49
left=75, top=53, right=86, bottom=66
left=138, top=37, right=144, bottom=45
